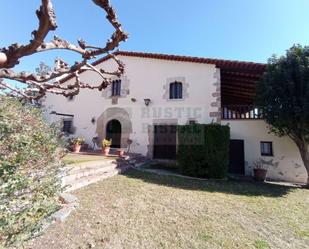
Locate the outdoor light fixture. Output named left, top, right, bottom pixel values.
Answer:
left=91, top=117, right=96, bottom=124
left=144, top=98, right=151, bottom=106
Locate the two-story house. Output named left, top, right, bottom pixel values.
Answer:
left=43, top=51, right=307, bottom=184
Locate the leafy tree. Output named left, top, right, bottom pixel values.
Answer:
left=255, top=45, right=309, bottom=185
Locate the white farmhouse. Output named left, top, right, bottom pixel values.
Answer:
left=43, top=51, right=307, bottom=184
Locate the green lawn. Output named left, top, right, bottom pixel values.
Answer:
left=28, top=169, right=309, bottom=249
left=63, top=154, right=108, bottom=165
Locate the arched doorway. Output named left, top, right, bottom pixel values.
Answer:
left=96, top=107, right=132, bottom=149
left=106, top=119, right=121, bottom=148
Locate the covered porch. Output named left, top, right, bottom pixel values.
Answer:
left=219, top=60, right=266, bottom=120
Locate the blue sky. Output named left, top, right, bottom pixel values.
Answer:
left=1, top=0, right=309, bottom=72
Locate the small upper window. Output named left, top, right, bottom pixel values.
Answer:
left=260, top=141, right=273, bottom=156
left=169, top=81, right=183, bottom=99
left=63, top=120, right=73, bottom=134
left=111, top=79, right=121, bottom=96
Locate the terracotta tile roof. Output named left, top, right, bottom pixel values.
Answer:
left=112, top=51, right=266, bottom=71
left=60, top=50, right=266, bottom=83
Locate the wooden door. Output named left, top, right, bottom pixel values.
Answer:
left=153, top=125, right=177, bottom=159
left=229, top=139, right=245, bottom=175
left=106, top=119, right=121, bottom=148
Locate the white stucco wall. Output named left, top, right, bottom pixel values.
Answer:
left=43, top=55, right=219, bottom=156
left=221, top=120, right=307, bottom=184
left=43, top=55, right=307, bottom=184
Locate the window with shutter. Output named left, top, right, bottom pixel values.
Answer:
left=111, top=79, right=121, bottom=96
left=169, top=81, right=183, bottom=99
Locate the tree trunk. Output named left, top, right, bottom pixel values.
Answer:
left=294, top=137, right=309, bottom=186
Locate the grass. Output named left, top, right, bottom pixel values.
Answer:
left=63, top=154, right=107, bottom=165
left=254, top=239, right=270, bottom=249
left=28, top=169, right=309, bottom=249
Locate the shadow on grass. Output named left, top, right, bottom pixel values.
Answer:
left=123, top=168, right=293, bottom=197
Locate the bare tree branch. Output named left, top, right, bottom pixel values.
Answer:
left=0, top=79, right=30, bottom=99
left=0, top=0, right=127, bottom=100
left=0, top=0, right=57, bottom=68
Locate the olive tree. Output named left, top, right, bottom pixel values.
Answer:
left=256, top=45, right=309, bottom=185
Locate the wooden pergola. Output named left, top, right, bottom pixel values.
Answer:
left=220, top=64, right=266, bottom=105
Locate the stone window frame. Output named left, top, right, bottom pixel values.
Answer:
left=102, top=75, right=130, bottom=99
left=111, top=79, right=121, bottom=97
left=163, top=77, right=189, bottom=101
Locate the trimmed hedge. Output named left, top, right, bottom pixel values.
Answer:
left=177, top=123, right=230, bottom=179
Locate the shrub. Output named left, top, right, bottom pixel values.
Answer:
left=72, top=137, right=85, bottom=145
left=102, top=139, right=112, bottom=148
left=177, top=123, right=230, bottom=179
left=0, top=97, right=66, bottom=247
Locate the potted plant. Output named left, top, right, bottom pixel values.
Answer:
left=102, top=139, right=112, bottom=155
left=72, top=137, right=85, bottom=153
left=253, top=159, right=268, bottom=182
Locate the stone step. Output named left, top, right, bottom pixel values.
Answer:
left=62, top=167, right=116, bottom=183
left=64, top=165, right=130, bottom=192
left=63, top=165, right=118, bottom=186
left=64, top=169, right=118, bottom=192
left=64, top=159, right=116, bottom=173
left=64, top=163, right=119, bottom=179
left=52, top=204, right=76, bottom=222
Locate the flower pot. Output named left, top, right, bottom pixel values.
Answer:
left=102, top=147, right=110, bottom=156
left=117, top=149, right=125, bottom=157
left=254, top=168, right=267, bottom=182
left=72, top=144, right=81, bottom=153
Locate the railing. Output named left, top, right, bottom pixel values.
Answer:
left=222, top=105, right=263, bottom=120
